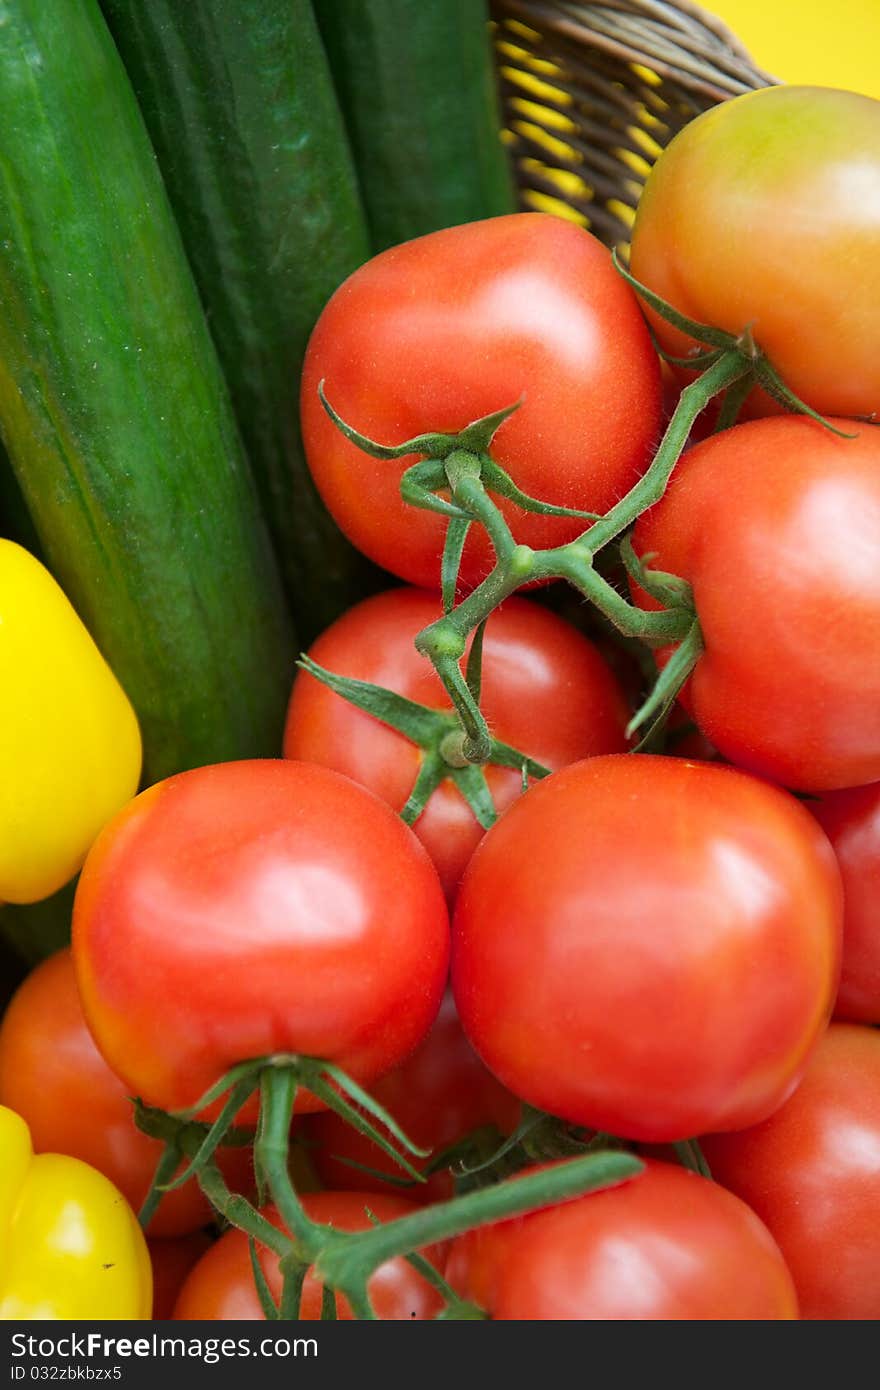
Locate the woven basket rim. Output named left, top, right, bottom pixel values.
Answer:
left=496, top=0, right=778, bottom=99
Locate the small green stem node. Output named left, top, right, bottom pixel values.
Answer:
left=417, top=622, right=466, bottom=663
left=439, top=729, right=471, bottom=768
left=509, top=544, right=535, bottom=579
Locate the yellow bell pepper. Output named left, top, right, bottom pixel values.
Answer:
left=0, top=1105, right=152, bottom=1319
left=0, top=541, right=142, bottom=904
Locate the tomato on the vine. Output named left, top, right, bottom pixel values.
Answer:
left=284, top=587, right=629, bottom=898
left=703, top=1024, right=880, bottom=1320
left=72, top=760, right=450, bottom=1119
left=173, top=1193, right=445, bottom=1321
left=301, top=213, right=662, bottom=590
left=446, top=1160, right=797, bottom=1319
left=453, top=755, right=841, bottom=1141
left=632, top=416, right=880, bottom=792
left=0, top=950, right=252, bottom=1236
left=304, top=991, right=521, bottom=1203
left=630, top=85, right=880, bottom=419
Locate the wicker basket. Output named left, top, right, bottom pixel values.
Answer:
left=490, top=0, right=775, bottom=252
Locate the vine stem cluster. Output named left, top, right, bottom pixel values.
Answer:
left=135, top=268, right=834, bottom=1319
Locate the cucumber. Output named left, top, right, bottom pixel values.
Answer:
left=0, top=0, right=295, bottom=783
left=100, top=0, right=377, bottom=638
left=313, top=0, right=515, bottom=251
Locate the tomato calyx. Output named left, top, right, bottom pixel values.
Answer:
left=318, top=385, right=603, bottom=609
left=138, top=1058, right=643, bottom=1319
left=297, top=652, right=550, bottom=828
left=318, top=359, right=725, bottom=764
left=317, top=255, right=859, bottom=776
left=141, top=1053, right=431, bottom=1193
left=618, top=536, right=705, bottom=744
left=132, top=1099, right=253, bottom=1231
left=612, top=252, right=857, bottom=441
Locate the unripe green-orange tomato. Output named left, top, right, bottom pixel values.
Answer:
left=630, top=85, right=880, bottom=419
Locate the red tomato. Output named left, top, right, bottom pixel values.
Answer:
left=453, top=755, right=841, bottom=1142
left=173, top=1192, right=444, bottom=1321
left=0, top=950, right=252, bottom=1237
left=702, top=1024, right=880, bottom=1320
left=284, top=587, right=629, bottom=899
left=630, top=86, right=880, bottom=419
left=632, top=417, right=880, bottom=792
left=809, top=784, right=880, bottom=1023
left=150, top=1232, right=214, bottom=1320
left=72, top=761, right=449, bottom=1119
left=447, top=1160, right=797, bottom=1319
left=303, top=991, right=521, bottom=1203
left=301, top=213, right=661, bottom=590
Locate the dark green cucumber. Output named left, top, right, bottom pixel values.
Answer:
left=0, top=0, right=295, bottom=782
left=100, top=0, right=378, bottom=639
left=313, top=0, right=515, bottom=251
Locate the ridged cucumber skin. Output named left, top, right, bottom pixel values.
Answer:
left=0, top=0, right=295, bottom=782
left=314, top=0, right=515, bottom=252
left=100, top=0, right=379, bottom=639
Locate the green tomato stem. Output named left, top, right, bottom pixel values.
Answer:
left=249, top=1238, right=281, bottom=1319
left=627, top=620, right=704, bottom=740
left=583, top=350, right=751, bottom=552
left=278, top=1255, right=309, bottom=1320
left=197, top=1161, right=290, bottom=1259
left=257, top=1068, right=318, bottom=1251
left=452, top=471, right=517, bottom=562
left=557, top=558, right=695, bottom=642
left=714, top=372, right=755, bottom=433
left=137, top=1141, right=181, bottom=1230
left=159, top=1074, right=256, bottom=1193
left=313, top=1150, right=643, bottom=1293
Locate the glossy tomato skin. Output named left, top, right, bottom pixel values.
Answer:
left=809, top=784, right=880, bottom=1023
left=632, top=417, right=880, bottom=792
left=304, top=991, right=521, bottom=1203
left=284, top=587, right=629, bottom=899
left=447, top=1160, right=798, bottom=1320
left=453, top=755, right=841, bottom=1141
left=301, top=213, right=661, bottom=590
left=702, top=1025, right=880, bottom=1320
left=0, top=951, right=252, bottom=1237
left=630, top=86, right=880, bottom=419
left=173, top=1193, right=444, bottom=1321
left=73, top=761, right=449, bottom=1119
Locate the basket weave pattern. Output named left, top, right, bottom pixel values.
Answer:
left=490, top=0, right=774, bottom=250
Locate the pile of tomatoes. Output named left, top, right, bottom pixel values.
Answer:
left=3, top=84, right=880, bottom=1322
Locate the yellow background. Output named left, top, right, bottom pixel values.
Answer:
left=705, top=0, right=880, bottom=99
